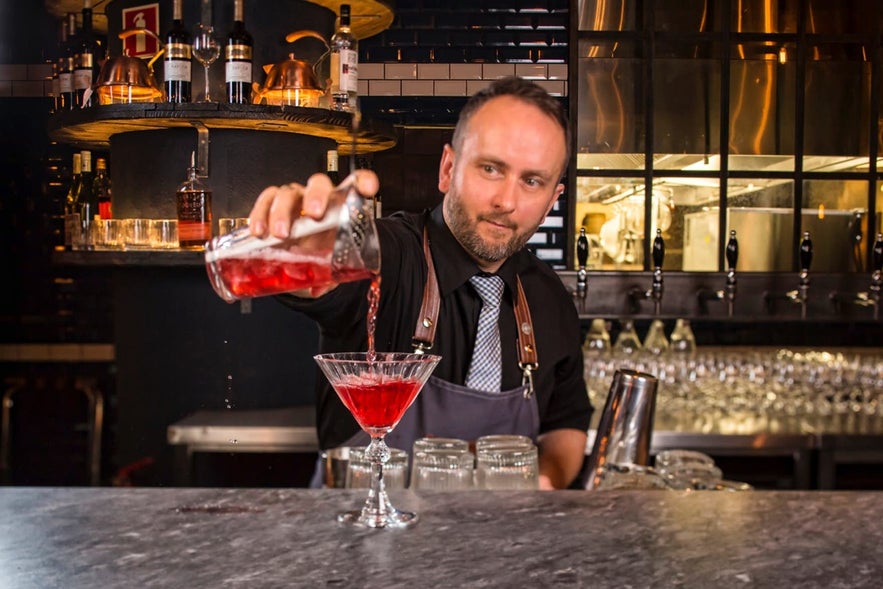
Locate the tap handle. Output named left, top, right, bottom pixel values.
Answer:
left=577, top=227, right=589, bottom=269
left=725, top=229, right=738, bottom=272
left=799, top=231, right=813, bottom=274
left=872, top=233, right=883, bottom=274
left=651, top=228, right=665, bottom=270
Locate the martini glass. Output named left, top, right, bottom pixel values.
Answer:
left=314, top=352, right=440, bottom=528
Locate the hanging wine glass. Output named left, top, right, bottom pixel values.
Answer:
left=192, top=24, right=220, bottom=102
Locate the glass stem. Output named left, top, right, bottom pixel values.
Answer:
left=361, top=436, right=393, bottom=524
left=204, top=66, right=211, bottom=102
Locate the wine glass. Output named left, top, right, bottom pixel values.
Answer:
left=192, top=24, right=220, bottom=102
left=314, top=352, right=440, bottom=528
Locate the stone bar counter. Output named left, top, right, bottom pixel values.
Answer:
left=2, top=488, right=882, bottom=588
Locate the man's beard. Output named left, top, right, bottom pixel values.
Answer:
left=444, top=186, right=541, bottom=265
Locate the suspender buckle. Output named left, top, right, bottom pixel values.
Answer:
left=519, top=362, right=538, bottom=398
left=412, top=340, right=433, bottom=354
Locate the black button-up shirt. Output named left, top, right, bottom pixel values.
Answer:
left=280, top=205, right=592, bottom=449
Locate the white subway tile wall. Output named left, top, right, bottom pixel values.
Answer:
left=357, top=63, right=569, bottom=97
left=402, top=80, right=435, bottom=96
left=384, top=63, right=418, bottom=80
left=0, top=63, right=53, bottom=98
left=450, top=64, right=483, bottom=80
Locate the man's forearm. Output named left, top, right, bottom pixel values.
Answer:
left=537, top=428, right=588, bottom=490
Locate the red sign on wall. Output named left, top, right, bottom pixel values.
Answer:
left=122, top=3, right=160, bottom=58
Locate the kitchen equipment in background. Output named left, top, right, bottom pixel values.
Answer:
left=684, top=208, right=866, bottom=272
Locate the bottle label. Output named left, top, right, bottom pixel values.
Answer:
left=225, top=61, right=252, bottom=83
left=73, top=69, right=92, bottom=91
left=340, top=49, right=357, bottom=93
left=166, top=43, right=192, bottom=60
left=165, top=59, right=192, bottom=82
left=78, top=53, right=94, bottom=69
left=225, top=44, right=253, bottom=61
left=59, top=73, right=73, bottom=93
left=51, top=77, right=60, bottom=97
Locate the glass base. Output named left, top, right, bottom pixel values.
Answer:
left=337, top=509, right=419, bottom=529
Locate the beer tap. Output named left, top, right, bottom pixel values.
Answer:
left=575, top=227, right=589, bottom=314
left=765, top=232, right=813, bottom=319
left=697, top=230, right=739, bottom=317
left=628, top=229, right=665, bottom=315
left=829, top=233, right=883, bottom=320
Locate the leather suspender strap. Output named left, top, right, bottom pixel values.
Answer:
left=411, top=226, right=539, bottom=395
left=513, top=277, right=538, bottom=367
left=412, top=228, right=439, bottom=352
left=514, top=276, right=538, bottom=397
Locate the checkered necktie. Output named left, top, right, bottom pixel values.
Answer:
left=465, top=274, right=505, bottom=392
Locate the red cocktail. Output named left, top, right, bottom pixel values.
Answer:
left=333, top=378, right=423, bottom=436
left=210, top=252, right=373, bottom=300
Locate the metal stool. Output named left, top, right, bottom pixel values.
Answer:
left=1, top=376, right=104, bottom=486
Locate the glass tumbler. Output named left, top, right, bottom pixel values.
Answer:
left=410, top=438, right=474, bottom=491
left=205, top=179, right=380, bottom=302
left=475, top=435, right=539, bottom=490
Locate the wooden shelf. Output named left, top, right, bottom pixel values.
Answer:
left=47, top=103, right=397, bottom=153
left=53, top=249, right=207, bottom=267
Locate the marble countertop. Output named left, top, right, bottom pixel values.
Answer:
left=2, top=487, right=882, bottom=588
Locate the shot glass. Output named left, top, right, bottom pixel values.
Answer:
left=149, top=219, right=179, bottom=249
left=475, top=435, right=539, bottom=490
left=410, top=437, right=474, bottom=491
left=345, top=447, right=408, bottom=490
left=92, top=219, right=124, bottom=250
left=218, top=217, right=249, bottom=236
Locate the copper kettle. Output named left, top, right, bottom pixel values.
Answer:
left=92, top=28, right=165, bottom=105
left=252, top=30, right=329, bottom=107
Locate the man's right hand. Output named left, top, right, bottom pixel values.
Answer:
left=248, top=170, right=380, bottom=240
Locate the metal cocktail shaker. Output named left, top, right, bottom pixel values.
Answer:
left=584, top=369, right=659, bottom=490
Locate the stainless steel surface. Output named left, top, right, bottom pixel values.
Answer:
left=167, top=406, right=318, bottom=453
left=584, top=369, right=658, bottom=489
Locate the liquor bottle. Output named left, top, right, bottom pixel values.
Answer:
left=94, top=157, right=112, bottom=219
left=176, top=152, right=213, bottom=249
left=329, top=4, right=358, bottom=112
left=225, top=0, right=253, bottom=104
left=164, top=0, right=192, bottom=103
left=64, top=152, right=82, bottom=249
left=58, top=14, right=77, bottom=111
left=326, top=149, right=340, bottom=184
left=73, top=0, right=102, bottom=108
left=76, top=150, right=97, bottom=250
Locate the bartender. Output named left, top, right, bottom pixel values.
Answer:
left=248, top=77, right=592, bottom=489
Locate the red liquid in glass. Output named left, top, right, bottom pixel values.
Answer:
left=335, top=379, right=423, bottom=430
left=366, top=275, right=381, bottom=361
left=213, top=255, right=373, bottom=299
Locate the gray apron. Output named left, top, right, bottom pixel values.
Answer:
left=311, top=228, right=541, bottom=487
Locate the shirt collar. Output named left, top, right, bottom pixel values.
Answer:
left=427, top=205, right=525, bottom=297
